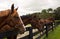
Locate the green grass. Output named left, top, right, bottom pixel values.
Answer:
left=41, top=25, right=60, bottom=39
left=3, top=38, right=7, bottom=39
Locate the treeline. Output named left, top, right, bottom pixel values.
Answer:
left=30, top=7, right=60, bottom=20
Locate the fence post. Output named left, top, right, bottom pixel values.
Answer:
left=51, top=23, right=54, bottom=31
left=28, top=27, right=33, bottom=39
left=45, top=25, right=48, bottom=37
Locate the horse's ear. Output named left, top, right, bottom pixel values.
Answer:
left=16, top=7, right=18, bottom=11
left=11, top=4, right=14, bottom=13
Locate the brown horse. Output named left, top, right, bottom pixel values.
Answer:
left=45, top=17, right=55, bottom=27
left=39, top=17, right=54, bottom=25
left=21, top=14, right=54, bottom=31
left=39, top=17, right=55, bottom=31
left=21, top=14, right=44, bottom=32
left=0, top=4, right=26, bottom=39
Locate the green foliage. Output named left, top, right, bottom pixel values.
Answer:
left=41, top=9, right=47, bottom=13
left=31, top=12, right=55, bottom=19
left=32, top=8, right=55, bottom=19
left=40, top=13, right=54, bottom=19
left=25, top=6, right=60, bottom=20
left=47, top=8, right=53, bottom=13
left=54, top=7, right=60, bottom=20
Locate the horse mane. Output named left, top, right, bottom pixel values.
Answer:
left=21, top=14, right=32, bottom=20
left=21, top=13, right=41, bottom=20
left=0, top=9, right=10, bottom=17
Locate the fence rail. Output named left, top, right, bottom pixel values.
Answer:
left=18, top=24, right=55, bottom=39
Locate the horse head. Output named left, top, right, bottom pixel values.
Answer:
left=8, top=4, right=26, bottom=34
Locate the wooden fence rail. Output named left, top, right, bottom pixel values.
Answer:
left=19, top=24, right=55, bottom=39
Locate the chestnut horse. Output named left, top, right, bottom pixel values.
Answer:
left=39, top=17, right=55, bottom=31
left=21, top=14, right=44, bottom=31
left=0, top=4, right=26, bottom=39
left=21, top=14, right=54, bottom=32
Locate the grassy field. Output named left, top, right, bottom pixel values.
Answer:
left=41, top=25, right=60, bottom=39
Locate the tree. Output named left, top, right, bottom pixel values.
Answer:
left=47, top=8, right=53, bottom=13
left=41, top=9, right=47, bottom=13
left=54, top=7, right=60, bottom=20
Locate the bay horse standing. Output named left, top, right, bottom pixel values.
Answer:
left=21, top=14, right=54, bottom=32
left=45, top=17, right=55, bottom=31
left=39, top=17, right=55, bottom=31
left=21, top=14, right=44, bottom=32
left=0, top=4, right=26, bottom=39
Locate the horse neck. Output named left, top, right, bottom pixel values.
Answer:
left=21, top=16, right=31, bottom=26
left=0, top=16, right=8, bottom=24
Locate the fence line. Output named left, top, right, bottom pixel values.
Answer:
left=18, top=24, right=55, bottom=39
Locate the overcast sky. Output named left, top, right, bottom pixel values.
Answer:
left=0, top=0, right=60, bottom=16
